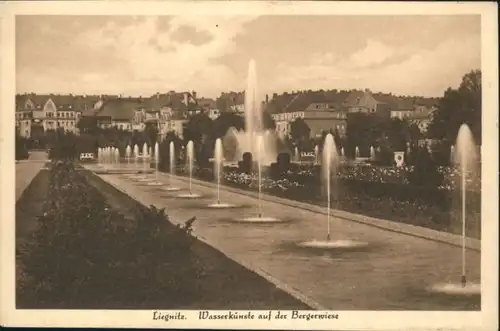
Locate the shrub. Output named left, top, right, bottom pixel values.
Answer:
left=238, top=152, right=253, bottom=174
left=18, top=161, right=203, bottom=308
left=15, top=134, right=29, bottom=160
left=407, top=147, right=444, bottom=188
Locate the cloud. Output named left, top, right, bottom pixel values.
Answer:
left=18, top=16, right=258, bottom=97
left=349, top=40, right=396, bottom=68
left=369, top=35, right=481, bottom=96
left=80, top=15, right=258, bottom=96
left=170, top=25, right=213, bottom=46
left=16, top=15, right=480, bottom=99
left=269, top=35, right=479, bottom=97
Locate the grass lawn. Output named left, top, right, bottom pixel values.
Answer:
left=16, top=169, right=50, bottom=306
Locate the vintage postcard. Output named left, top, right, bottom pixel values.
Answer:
left=1, top=1, right=498, bottom=330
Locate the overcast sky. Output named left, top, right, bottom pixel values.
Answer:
left=16, top=15, right=480, bottom=99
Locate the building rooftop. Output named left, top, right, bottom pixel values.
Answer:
left=95, top=98, right=145, bottom=120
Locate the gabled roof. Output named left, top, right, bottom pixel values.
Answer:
left=146, top=91, right=198, bottom=112
left=72, top=95, right=101, bottom=111
left=341, top=90, right=365, bottom=107
left=219, top=91, right=245, bottom=107
left=305, top=102, right=341, bottom=111
left=410, top=107, right=433, bottom=120
left=95, top=98, right=145, bottom=120
left=265, top=90, right=351, bottom=114
left=16, top=94, right=50, bottom=110
left=197, top=97, right=216, bottom=109
left=414, top=97, right=439, bottom=107
left=16, top=93, right=97, bottom=112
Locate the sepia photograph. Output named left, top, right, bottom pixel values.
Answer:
left=1, top=1, right=498, bottom=330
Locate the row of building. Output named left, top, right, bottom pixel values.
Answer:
left=270, top=89, right=437, bottom=138
left=15, top=89, right=438, bottom=140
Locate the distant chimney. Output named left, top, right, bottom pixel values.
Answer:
left=192, top=91, right=197, bottom=99
left=266, top=94, right=269, bottom=103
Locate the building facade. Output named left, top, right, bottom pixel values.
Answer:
left=271, top=103, right=348, bottom=139
left=269, top=90, right=437, bottom=139
left=15, top=96, right=84, bottom=138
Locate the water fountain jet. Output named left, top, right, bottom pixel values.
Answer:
left=177, top=140, right=203, bottom=198
left=299, top=134, right=368, bottom=249
left=226, top=59, right=279, bottom=165
left=233, top=134, right=286, bottom=223
left=428, top=124, right=480, bottom=296
left=163, top=141, right=182, bottom=192
left=207, top=138, right=238, bottom=208
left=125, top=145, right=131, bottom=167
left=146, top=142, right=163, bottom=186
left=370, top=146, right=376, bottom=161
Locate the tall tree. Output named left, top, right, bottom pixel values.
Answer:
left=427, top=69, right=482, bottom=144
left=261, top=111, right=276, bottom=130
left=345, top=113, right=382, bottom=158
left=289, top=118, right=311, bottom=143
left=76, top=116, right=98, bottom=134
left=211, top=112, right=244, bottom=139
left=215, top=96, right=230, bottom=113
left=183, top=113, right=213, bottom=145
left=144, top=123, right=159, bottom=146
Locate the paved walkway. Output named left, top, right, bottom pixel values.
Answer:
left=16, top=151, right=47, bottom=202
left=90, top=168, right=480, bottom=310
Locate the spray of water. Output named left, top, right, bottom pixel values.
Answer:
left=370, top=146, right=376, bottom=161
left=154, top=142, right=160, bottom=179
left=169, top=141, right=175, bottom=185
left=126, top=145, right=131, bottom=166
left=322, top=134, right=339, bottom=241
left=115, top=147, right=120, bottom=166
left=454, top=124, right=478, bottom=287
left=294, top=147, right=299, bottom=162
left=214, top=138, right=223, bottom=204
left=186, top=141, right=194, bottom=194
left=229, top=60, right=278, bottom=165
left=142, top=143, right=148, bottom=171
left=257, top=134, right=263, bottom=218
left=133, top=144, right=139, bottom=169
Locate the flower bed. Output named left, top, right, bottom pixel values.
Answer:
left=176, top=164, right=481, bottom=239
left=287, top=163, right=481, bottom=191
